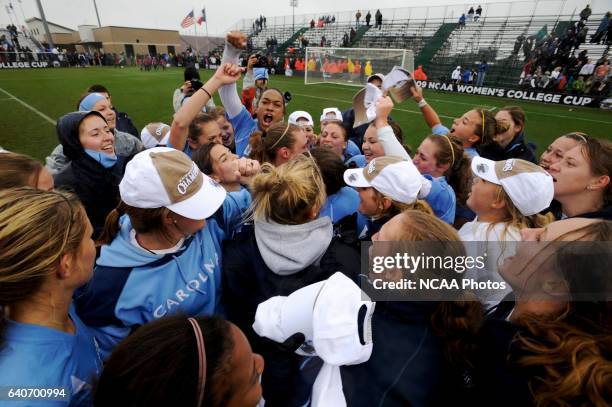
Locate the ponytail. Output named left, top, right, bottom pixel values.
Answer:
left=248, top=122, right=301, bottom=165
left=97, top=202, right=175, bottom=247
left=97, top=201, right=127, bottom=246
left=473, top=108, right=504, bottom=153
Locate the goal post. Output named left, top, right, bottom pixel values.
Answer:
left=304, top=47, right=414, bottom=87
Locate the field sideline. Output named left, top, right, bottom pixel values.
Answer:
left=0, top=66, right=610, bottom=162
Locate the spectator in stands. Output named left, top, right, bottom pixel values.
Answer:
left=475, top=217, right=612, bottom=407
left=310, top=19, right=315, bottom=28
left=413, top=64, right=428, bottom=81
left=462, top=67, right=471, bottom=84
left=451, top=66, right=462, bottom=83
left=95, top=315, right=264, bottom=406
left=458, top=14, right=466, bottom=29
left=365, top=11, right=372, bottom=27
left=375, top=9, right=383, bottom=29
left=513, top=33, right=525, bottom=55
left=0, top=188, right=102, bottom=406
left=356, top=10, right=362, bottom=27
left=350, top=27, right=357, bottom=42
left=0, top=152, right=54, bottom=191
left=476, top=60, right=488, bottom=86
left=579, top=4, right=592, bottom=22
left=320, top=35, right=326, bottom=47
left=84, top=84, right=138, bottom=138
left=493, top=106, right=537, bottom=163
left=475, top=5, right=482, bottom=21
left=590, top=12, right=610, bottom=44
left=572, top=75, right=585, bottom=94
left=468, top=6, right=475, bottom=22
left=223, top=155, right=360, bottom=406
left=53, top=111, right=127, bottom=237
left=578, top=58, right=595, bottom=77
left=221, top=32, right=287, bottom=157
left=547, top=136, right=611, bottom=220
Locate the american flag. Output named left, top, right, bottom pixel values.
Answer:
left=181, top=10, right=195, bottom=28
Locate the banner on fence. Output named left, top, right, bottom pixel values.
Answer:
left=414, top=80, right=603, bottom=108
left=0, top=61, right=51, bottom=69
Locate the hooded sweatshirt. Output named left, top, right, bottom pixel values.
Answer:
left=222, top=216, right=361, bottom=406
left=75, top=188, right=251, bottom=359
left=53, top=111, right=128, bottom=237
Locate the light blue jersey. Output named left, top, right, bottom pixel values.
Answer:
left=0, top=307, right=102, bottom=406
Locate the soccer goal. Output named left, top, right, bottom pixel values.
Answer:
left=304, top=47, right=414, bottom=87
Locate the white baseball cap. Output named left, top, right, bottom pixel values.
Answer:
left=253, top=272, right=375, bottom=364
left=140, top=122, right=171, bottom=149
left=320, top=107, right=343, bottom=123
left=288, top=111, right=314, bottom=127
left=366, top=73, right=385, bottom=83
left=120, top=147, right=227, bottom=220
left=344, top=156, right=423, bottom=204
left=471, top=156, right=554, bottom=216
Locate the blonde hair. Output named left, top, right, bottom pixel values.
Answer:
left=370, top=189, right=433, bottom=220
left=249, top=155, right=326, bottom=225
left=0, top=188, right=87, bottom=344
left=0, top=152, right=44, bottom=190
left=487, top=186, right=551, bottom=241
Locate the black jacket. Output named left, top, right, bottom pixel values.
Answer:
left=340, top=301, right=469, bottom=407
left=53, top=111, right=127, bottom=237
left=222, top=225, right=361, bottom=407
left=479, top=132, right=537, bottom=163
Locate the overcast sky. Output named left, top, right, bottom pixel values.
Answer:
left=0, top=0, right=604, bottom=36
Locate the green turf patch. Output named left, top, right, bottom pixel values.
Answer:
left=0, top=67, right=610, bottom=162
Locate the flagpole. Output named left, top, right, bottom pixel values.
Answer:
left=194, top=10, right=199, bottom=58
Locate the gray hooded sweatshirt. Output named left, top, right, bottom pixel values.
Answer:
left=254, top=217, right=333, bottom=276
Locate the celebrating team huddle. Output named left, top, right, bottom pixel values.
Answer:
left=0, top=29, right=610, bottom=407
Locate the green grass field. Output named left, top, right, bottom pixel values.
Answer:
left=1, top=66, right=610, bottom=162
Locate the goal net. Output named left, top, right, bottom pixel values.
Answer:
left=304, top=47, right=414, bottom=87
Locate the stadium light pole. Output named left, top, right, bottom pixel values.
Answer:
left=34, top=0, right=54, bottom=48
left=92, top=0, right=102, bottom=27
left=290, top=0, right=298, bottom=32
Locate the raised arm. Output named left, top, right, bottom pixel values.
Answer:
left=374, top=96, right=410, bottom=160
left=169, top=63, right=242, bottom=151
left=409, top=85, right=448, bottom=133
left=219, top=32, right=248, bottom=118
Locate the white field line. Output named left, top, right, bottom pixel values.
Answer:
left=0, top=87, right=56, bottom=125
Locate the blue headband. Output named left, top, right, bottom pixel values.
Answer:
left=79, top=93, right=107, bottom=112
left=254, top=68, right=269, bottom=81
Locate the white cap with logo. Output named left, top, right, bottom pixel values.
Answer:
left=140, top=122, right=171, bottom=149
left=344, top=156, right=423, bottom=204
left=253, top=272, right=375, bottom=406
left=471, top=156, right=554, bottom=216
left=120, top=147, right=227, bottom=220
left=288, top=110, right=314, bottom=127
left=319, top=107, right=343, bottom=123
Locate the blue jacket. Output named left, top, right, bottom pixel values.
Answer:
left=75, top=189, right=251, bottom=358
left=230, top=106, right=258, bottom=157
left=320, top=186, right=360, bottom=224
left=345, top=154, right=367, bottom=168
left=423, top=175, right=456, bottom=224
left=0, top=307, right=103, bottom=406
